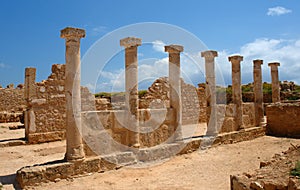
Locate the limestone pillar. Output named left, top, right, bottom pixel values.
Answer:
left=228, top=55, right=244, bottom=129
left=120, top=37, right=141, bottom=148
left=24, top=67, right=36, bottom=140
left=201, top=50, right=218, bottom=135
left=268, top=62, right=281, bottom=103
left=253, top=60, right=264, bottom=126
left=61, top=27, right=85, bottom=161
left=165, top=45, right=183, bottom=140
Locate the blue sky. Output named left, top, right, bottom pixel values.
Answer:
left=0, top=0, right=299, bottom=92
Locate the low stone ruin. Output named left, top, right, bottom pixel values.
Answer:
left=266, top=102, right=300, bottom=138
left=231, top=145, right=300, bottom=190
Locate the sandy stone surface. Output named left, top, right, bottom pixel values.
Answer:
left=0, top=135, right=299, bottom=190
left=0, top=123, right=24, bottom=141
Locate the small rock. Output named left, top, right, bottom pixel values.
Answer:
left=257, top=175, right=264, bottom=179
left=260, top=161, right=271, bottom=168
left=243, top=172, right=252, bottom=178
left=250, top=181, right=264, bottom=190
left=54, top=178, right=61, bottom=183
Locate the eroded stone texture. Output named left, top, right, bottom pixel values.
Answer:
left=165, top=45, right=184, bottom=141
left=231, top=145, right=300, bottom=190
left=139, top=77, right=205, bottom=124
left=268, top=62, right=281, bottom=103
left=253, top=60, right=264, bottom=126
left=228, top=55, right=244, bottom=130
left=266, top=103, right=300, bottom=138
left=202, top=50, right=218, bottom=135
left=0, top=87, right=25, bottom=114
left=24, top=64, right=66, bottom=144
left=61, top=27, right=85, bottom=161
left=120, top=37, right=141, bottom=148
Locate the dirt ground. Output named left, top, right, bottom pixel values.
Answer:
left=0, top=125, right=300, bottom=190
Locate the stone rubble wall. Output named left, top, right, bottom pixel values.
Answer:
left=26, top=64, right=66, bottom=143
left=0, top=86, right=26, bottom=120
left=139, top=77, right=206, bottom=124
left=231, top=145, right=300, bottom=190
left=216, top=103, right=255, bottom=133
left=266, top=102, right=300, bottom=138
left=82, top=108, right=176, bottom=155
left=0, top=112, right=23, bottom=123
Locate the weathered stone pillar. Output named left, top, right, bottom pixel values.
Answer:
left=268, top=62, right=281, bottom=103
left=120, top=37, right=141, bottom=148
left=24, top=67, right=36, bottom=140
left=253, top=60, right=264, bottom=126
left=228, top=55, right=244, bottom=129
left=165, top=45, right=183, bottom=140
left=61, top=27, right=85, bottom=161
left=201, top=50, right=218, bottom=135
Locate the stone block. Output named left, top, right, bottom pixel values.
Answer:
left=266, top=103, right=300, bottom=138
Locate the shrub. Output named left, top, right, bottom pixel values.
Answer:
left=138, top=90, right=148, bottom=98
left=290, top=161, right=300, bottom=177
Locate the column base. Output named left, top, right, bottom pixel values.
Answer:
left=65, top=145, right=85, bottom=162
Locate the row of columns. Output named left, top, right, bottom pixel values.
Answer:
left=60, top=26, right=281, bottom=162
left=202, top=51, right=281, bottom=132
left=60, top=27, right=185, bottom=162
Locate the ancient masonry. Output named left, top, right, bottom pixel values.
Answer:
left=3, top=26, right=296, bottom=188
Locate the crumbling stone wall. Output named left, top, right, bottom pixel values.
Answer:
left=0, top=86, right=25, bottom=113
left=218, top=103, right=255, bottom=133
left=25, top=64, right=66, bottom=143
left=266, top=102, right=300, bottom=138
left=82, top=108, right=176, bottom=155
left=139, top=77, right=206, bottom=124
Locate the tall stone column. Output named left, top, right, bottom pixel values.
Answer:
left=165, top=45, right=183, bottom=140
left=201, top=50, right=218, bottom=135
left=228, top=55, right=244, bottom=129
left=120, top=37, right=141, bottom=148
left=24, top=67, right=36, bottom=140
left=253, top=60, right=264, bottom=126
left=268, top=62, right=281, bottom=103
left=61, top=27, right=85, bottom=161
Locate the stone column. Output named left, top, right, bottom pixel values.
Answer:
left=253, top=60, right=264, bottom=126
left=268, top=62, right=281, bottom=103
left=61, top=27, right=85, bottom=161
left=201, top=50, right=218, bottom=135
left=228, top=55, right=244, bottom=129
left=165, top=45, right=183, bottom=140
left=120, top=37, right=141, bottom=148
left=24, top=67, right=36, bottom=140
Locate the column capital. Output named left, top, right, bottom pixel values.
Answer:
left=201, top=50, right=218, bottom=58
left=228, top=55, right=243, bottom=62
left=253, top=59, right=263, bottom=65
left=268, top=62, right=280, bottom=67
left=165, top=45, right=184, bottom=53
left=120, top=37, right=142, bottom=48
left=60, top=27, right=85, bottom=39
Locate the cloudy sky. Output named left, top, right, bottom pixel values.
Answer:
left=0, top=0, right=299, bottom=92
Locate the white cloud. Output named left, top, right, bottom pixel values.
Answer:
left=152, top=40, right=166, bottom=53
left=267, top=6, right=292, bottom=16
left=216, top=38, right=300, bottom=85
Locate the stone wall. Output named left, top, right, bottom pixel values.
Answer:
left=266, top=102, right=300, bottom=138
left=218, top=103, right=255, bottom=133
left=25, top=64, right=66, bottom=143
left=0, top=86, right=26, bottom=113
left=82, top=108, right=176, bottom=155
left=139, top=77, right=206, bottom=124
